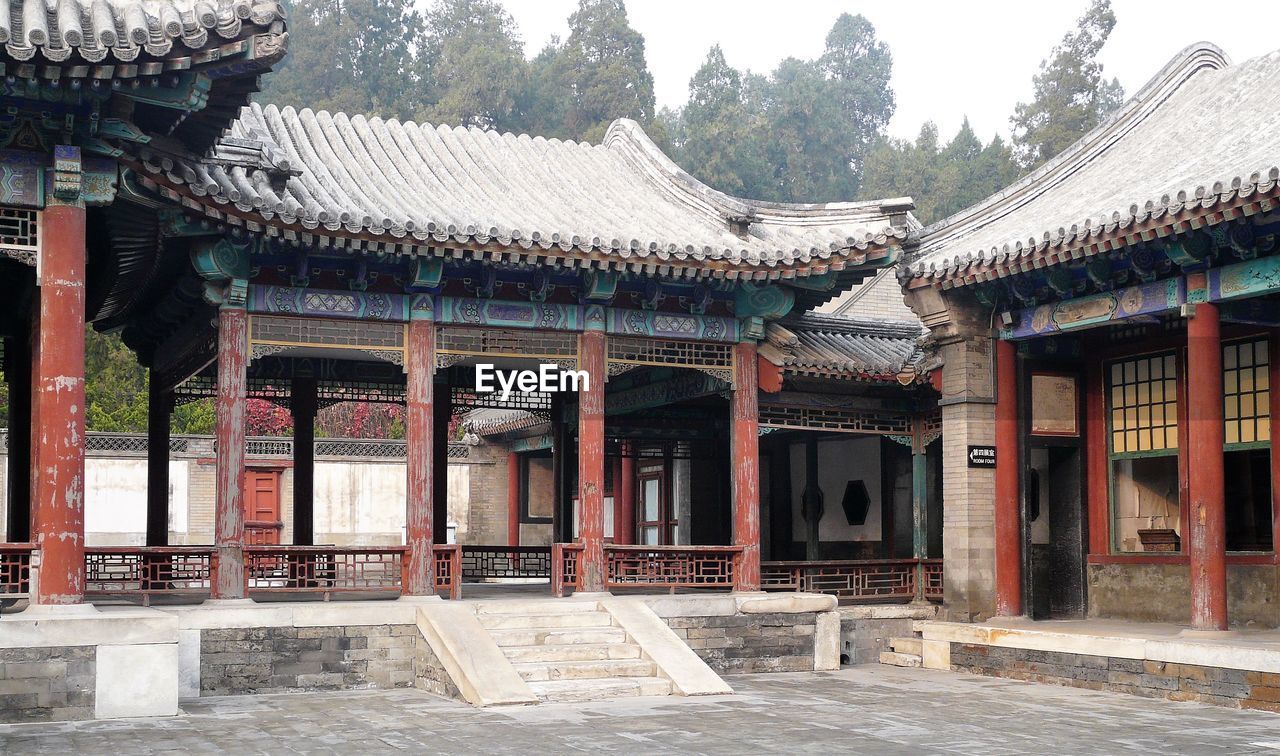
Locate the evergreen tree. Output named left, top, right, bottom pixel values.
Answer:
left=417, top=0, right=528, bottom=131
left=257, top=0, right=421, bottom=120
left=676, top=46, right=767, bottom=197
left=556, top=0, right=657, bottom=143
left=1010, top=0, right=1125, bottom=168
left=819, top=13, right=895, bottom=192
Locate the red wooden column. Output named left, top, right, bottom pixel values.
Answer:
left=212, top=306, right=248, bottom=599
left=1187, top=303, right=1227, bottom=630
left=404, top=318, right=436, bottom=595
left=30, top=201, right=87, bottom=605
left=615, top=455, right=635, bottom=545
left=578, top=327, right=607, bottom=592
left=731, top=340, right=762, bottom=591
left=994, top=338, right=1023, bottom=616
left=507, top=452, right=521, bottom=547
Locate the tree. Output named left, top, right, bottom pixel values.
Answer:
left=819, top=13, right=895, bottom=192
left=554, top=0, right=657, bottom=143
left=257, top=0, right=421, bottom=120
left=416, top=0, right=528, bottom=131
left=674, top=46, right=768, bottom=197
left=1010, top=0, right=1125, bottom=168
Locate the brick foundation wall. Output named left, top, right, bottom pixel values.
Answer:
left=662, top=612, right=817, bottom=674
left=0, top=646, right=95, bottom=723
left=413, top=634, right=462, bottom=700
left=950, top=643, right=1280, bottom=712
left=841, top=616, right=916, bottom=664
left=1088, top=563, right=1280, bottom=628
left=199, top=625, right=416, bottom=695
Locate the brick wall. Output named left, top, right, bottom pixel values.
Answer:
left=1088, top=563, right=1280, bottom=628
left=199, top=625, right=415, bottom=695
left=950, top=643, right=1280, bottom=712
left=413, top=633, right=462, bottom=700
left=662, top=613, right=817, bottom=674
left=463, top=443, right=507, bottom=545
left=818, top=269, right=919, bottom=323
left=0, top=646, right=95, bottom=723
left=840, top=616, right=916, bottom=665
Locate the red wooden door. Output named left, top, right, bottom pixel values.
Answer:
left=244, top=469, right=283, bottom=545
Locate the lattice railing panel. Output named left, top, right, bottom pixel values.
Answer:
left=758, top=405, right=913, bottom=435
left=552, top=543, right=582, bottom=597
left=923, top=559, right=944, bottom=601
left=84, top=548, right=213, bottom=604
left=435, top=544, right=461, bottom=599
left=317, top=380, right=405, bottom=405
left=452, top=385, right=553, bottom=413
left=606, top=546, right=740, bottom=587
left=245, top=546, right=404, bottom=594
left=0, top=544, right=33, bottom=596
left=761, top=559, right=936, bottom=603
left=460, top=546, right=551, bottom=580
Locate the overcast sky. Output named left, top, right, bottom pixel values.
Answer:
left=496, top=0, right=1280, bottom=143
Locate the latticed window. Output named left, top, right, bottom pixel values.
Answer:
left=1223, top=338, right=1270, bottom=447
left=1109, top=353, right=1178, bottom=454
left=1107, top=352, right=1180, bottom=553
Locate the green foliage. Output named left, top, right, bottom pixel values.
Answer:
left=257, top=0, right=422, bottom=120
left=84, top=326, right=149, bottom=432
left=664, top=14, right=894, bottom=202
left=861, top=119, right=1020, bottom=225
left=416, top=0, right=529, bottom=131
left=1010, top=0, right=1124, bottom=168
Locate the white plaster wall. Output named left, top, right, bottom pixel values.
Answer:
left=85, top=459, right=189, bottom=545
left=447, top=463, right=469, bottom=543
left=789, top=436, right=882, bottom=542
left=314, top=461, right=406, bottom=541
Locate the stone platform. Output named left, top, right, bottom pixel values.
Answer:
left=916, top=617, right=1280, bottom=712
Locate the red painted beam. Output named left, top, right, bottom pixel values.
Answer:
left=731, top=340, right=761, bottom=591
left=578, top=330, right=607, bottom=592
left=30, top=204, right=87, bottom=605
left=994, top=339, right=1023, bottom=616
left=507, top=452, right=520, bottom=547
left=404, top=319, right=435, bottom=595
left=212, top=307, right=248, bottom=599
left=1187, top=304, right=1227, bottom=630
left=615, top=455, right=635, bottom=545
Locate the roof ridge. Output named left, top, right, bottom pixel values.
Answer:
left=910, top=41, right=1231, bottom=266
left=784, top=312, right=923, bottom=338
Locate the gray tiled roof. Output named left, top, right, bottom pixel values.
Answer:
left=465, top=408, right=544, bottom=438
left=138, top=103, right=911, bottom=279
left=763, top=313, right=924, bottom=381
left=906, top=42, right=1280, bottom=287
left=0, top=0, right=284, bottom=62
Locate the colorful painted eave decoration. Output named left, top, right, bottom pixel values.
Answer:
left=246, top=285, right=742, bottom=342
left=999, top=254, right=1280, bottom=339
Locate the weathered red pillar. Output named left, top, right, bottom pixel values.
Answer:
left=994, top=338, right=1023, bottom=616
left=508, top=452, right=521, bottom=547
left=30, top=202, right=87, bottom=605
left=578, top=329, right=607, bottom=592
left=615, top=455, right=635, bottom=545
left=212, top=307, right=248, bottom=599
left=405, top=318, right=435, bottom=595
left=731, top=340, right=761, bottom=591
left=1187, top=303, right=1227, bottom=630
left=146, top=377, right=173, bottom=546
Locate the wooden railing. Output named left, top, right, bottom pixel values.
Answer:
left=553, top=543, right=743, bottom=596
left=85, top=547, right=214, bottom=605
left=245, top=545, right=406, bottom=599
left=460, top=545, right=551, bottom=581
left=760, top=558, right=943, bottom=603
left=434, top=544, right=462, bottom=600
left=0, top=543, right=34, bottom=598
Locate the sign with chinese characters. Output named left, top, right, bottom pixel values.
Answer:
left=1031, top=372, right=1079, bottom=436
left=968, top=445, right=996, bottom=468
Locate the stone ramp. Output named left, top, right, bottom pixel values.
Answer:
left=415, top=597, right=731, bottom=705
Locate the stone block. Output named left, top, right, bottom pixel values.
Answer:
left=95, top=643, right=179, bottom=719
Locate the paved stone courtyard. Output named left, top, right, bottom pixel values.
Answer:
left=4, top=666, right=1280, bottom=754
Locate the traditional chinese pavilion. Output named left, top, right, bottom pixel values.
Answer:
left=902, top=42, right=1280, bottom=630
left=0, top=0, right=940, bottom=614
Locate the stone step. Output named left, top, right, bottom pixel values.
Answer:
left=489, top=627, right=629, bottom=648
left=889, top=637, right=923, bottom=655
left=502, top=643, right=642, bottom=664
left=478, top=612, right=615, bottom=631
left=514, top=659, right=656, bottom=682
left=527, top=676, right=673, bottom=703
left=879, top=651, right=922, bottom=668
left=473, top=600, right=602, bottom=616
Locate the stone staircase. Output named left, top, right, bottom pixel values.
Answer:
left=879, top=635, right=923, bottom=668
left=476, top=601, right=674, bottom=703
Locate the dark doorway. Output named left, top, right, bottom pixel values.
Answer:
left=1026, top=446, right=1086, bottom=619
